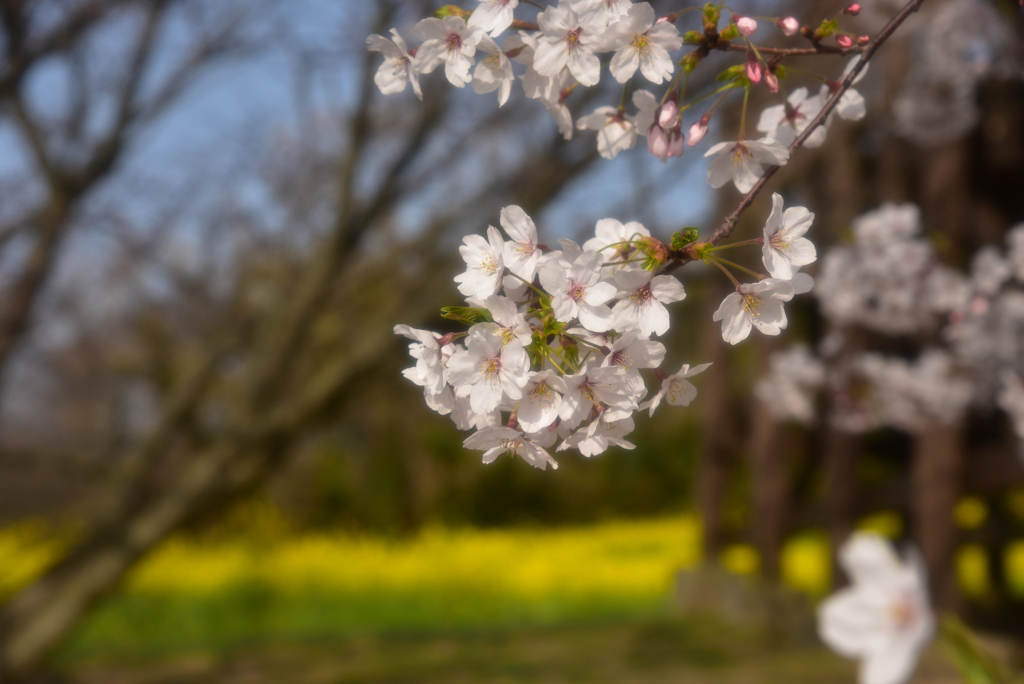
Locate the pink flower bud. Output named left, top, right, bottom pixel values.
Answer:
left=647, top=124, right=670, bottom=162
left=657, top=100, right=679, bottom=128
left=764, top=72, right=779, bottom=93
left=843, top=3, right=862, bottom=15
left=736, top=17, right=757, bottom=37
left=687, top=122, right=708, bottom=147
left=836, top=34, right=853, bottom=48
left=857, top=34, right=870, bottom=46
left=746, top=53, right=762, bottom=83
left=778, top=16, right=799, bottom=36
left=667, top=128, right=686, bottom=158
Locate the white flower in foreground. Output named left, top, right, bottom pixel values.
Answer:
left=822, top=56, right=869, bottom=121
left=455, top=226, right=505, bottom=299
left=756, top=87, right=827, bottom=148
left=713, top=278, right=795, bottom=345
left=818, top=532, right=933, bottom=684
left=611, top=269, right=686, bottom=336
left=468, top=0, right=520, bottom=37
left=394, top=325, right=447, bottom=394
left=558, top=415, right=636, bottom=457
left=413, top=16, right=483, bottom=88
left=534, top=2, right=604, bottom=86
left=571, top=0, right=633, bottom=25
left=705, top=138, right=790, bottom=194
left=481, top=295, right=533, bottom=347
left=642, top=362, right=712, bottom=417
left=539, top=250, right=617, bottom=332
left=761, top=192, right=816, bottom=280
left=499, top=205, right=543, bottom=280
left=606, top=3, right=682, bottom=84
left=517, top=370, right=568, bottom=432
left=560, top=365, right=637, bottom=428
left=583, top=217, right=650, bottom=265
left=631, top=89, right=659, bottom=137
left=464, top=426, right=558, bottom=470
left=366, top=29, right=422, bottom=99
left=446, top=331, right=530, bottom=414
left=576, top=106, right=639, bottom=159
left=473, top=35, right=516, bottom=105
left=601, top=330, right=666, bottom=392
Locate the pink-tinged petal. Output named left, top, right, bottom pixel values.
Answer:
left=470, top=378, right=503, bottom=414
left=414, top=18, right=450, bottom=42
left=706, top=154, right=736, bottom=189
left=713, top=293, right=751, bottom=345
left=500, top=205, right=537, bottom=244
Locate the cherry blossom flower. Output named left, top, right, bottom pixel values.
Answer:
left=818, top=532, right=933, bottom=684
left=761, top=192, right=817, bottom=280
left=366, top=29, right=422, bottom=99
left=600, top=330, right=666, bottom=391
left=558, top=414, right=636, bottom=456
left=560, top=365, right=637, bottom=428
left=539, top=250, right=618, bottom=332
left=464, top=425, right=559, bottom=469
left=499, top=205, right=543, bottom=280
left=535, top=2, right=604, bottom=87
left=576, top=106, right=639, bottom=159
left=481, top=295, right=533, bottom=347
left=606, top=2, right=682, bottom=84
left=642, top=362, right=712, bottom=417
left=455, top=226, right=506, bottom=299
left=970, top=245, right=1012, bottom=295
left=394, top=325, right=448, bottom=395
left=705, top=138, right=790, bottom=193
left=413, top=16, right=484, bottom=88
left=583, top=218, right=650, bottom=266
left=516, top=370, right=568, bottom=432
left=468, top=0, right=520, bottom=37
left=631, top=89, right=660, bottom=137
left=447, top=329, right=530, bottom=414
left=473, top=35, right=516, bottom=106
left=754, top=345, right=824, bottom=424
left=687, top=120, right=708, bottom=146
left=822, top=56, right=869, bottom=121
left=570, top=0, right=633, bottom=25
left=611, top=269, right=686, bottom=336
left=451, top=391, right=502, bottom=431
left=713, top=278, right=795, bottom=345
left=757, top=88, right=827, bottom=148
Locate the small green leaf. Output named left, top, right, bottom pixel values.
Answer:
left=440, top=306, right=492, bottom=325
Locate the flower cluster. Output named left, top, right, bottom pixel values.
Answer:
left=758, top=202, right=1024, bottom=451
left=367, top=1, right=868, bottom=188
left=396, top=205, right=711, bottom=469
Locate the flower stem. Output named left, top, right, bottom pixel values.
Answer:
left=707, top=238, right=762, bottom=252
left=704, top=256, right=742, bottom=289
left=506, top=270, right=547, bottom=298
left=711, top=254, right=765, bottom=281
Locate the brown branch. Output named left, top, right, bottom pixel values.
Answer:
left=719, top=42, right=864, bottom=57
left=668, top=0, right=928, bottom=268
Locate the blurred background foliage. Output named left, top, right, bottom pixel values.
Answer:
left=0, top=0, right=1022, bottom=681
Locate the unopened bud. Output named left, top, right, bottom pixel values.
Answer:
left=778, top=16, right=799, bottom=36
left=647, top=124, right=670, bottom=162
left=746, top=52, right=762, bottom=83
left=435, top=4, right=470, bottom=18
left=857, top=34, right=870, bottom=46
left=670, top=227, right=700, bottom=251
left=836, top=34, right=853, bottom=48
left=687, top=121, right=708, bottom=146
left=681, top=51, right=702, bottom=74
left=667, top=127, right=686, bottom=158
left=843, top=3, right=862, bottom=15
left=658, top=100, right=679, bottom=128
left=765, top=72, right=779, bottom=93
left=683, top=29, right=703, bottom=44
left=736, top=16, right=757, bottom=36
